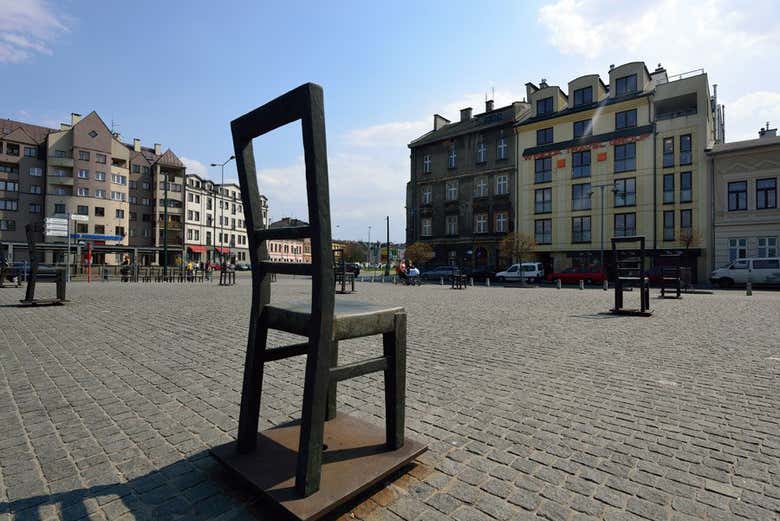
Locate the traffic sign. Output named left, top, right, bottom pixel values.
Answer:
left=45, top=217, right=67, bottom=225
left=70, top=214, right=89, bottom=222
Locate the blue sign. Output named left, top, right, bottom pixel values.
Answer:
left=71, top=233, right=123, bottom=241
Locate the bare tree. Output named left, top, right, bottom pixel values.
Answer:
left=678, top=228, right=702, bottom=250
left=404, top=242, right=435, bottom=265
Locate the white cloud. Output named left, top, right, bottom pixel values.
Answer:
left=723, top=91, right=780, bottom=142
left=0, top=0, right=70, bottom=63
left=180, top=157, right=210, bottom=178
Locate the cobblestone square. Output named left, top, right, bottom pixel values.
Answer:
left=1, top=278, right=779, bottom=521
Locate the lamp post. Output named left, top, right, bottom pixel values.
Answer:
left=162, top=168, right=169, bottom=279
left=589, top=182, right=618, bottom=274
left=367, top=225, right=372, bottom=265
left=210, top=156, right=235, bottom=264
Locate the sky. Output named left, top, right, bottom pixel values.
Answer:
left=2, top=0, right=779, bottom=242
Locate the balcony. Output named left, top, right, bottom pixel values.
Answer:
left=48, top=153, right=74, bottom=168
left=47, top=176, right=74, bottom=187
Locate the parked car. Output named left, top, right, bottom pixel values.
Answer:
left=420, top=265, right=458, bottom=281
left=463, top=266, right=496, bottom=282
left=345, top=263, right=361, bottom=276
left=710, top=257, right=780, bottom=288
left=235, top=263, right=252, bottom=271
left=495, top=262, right=545, bottom=283
left=546, top=266, right=606, bottom=285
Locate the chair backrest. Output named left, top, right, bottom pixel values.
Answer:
left=231, top=83, right=335, bottom=333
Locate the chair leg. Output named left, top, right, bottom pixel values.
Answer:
left=326, top=341, right=338, bottom=421
left=236, top=310, right=268, bottom=453
left=296, top=336, right=331, bottom=496
left=383, top=312, right=406, bottom=450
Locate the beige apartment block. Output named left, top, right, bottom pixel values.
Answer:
left=709, top=128, right=780, bottom=267
left=515, top=61, right=721, bottom=282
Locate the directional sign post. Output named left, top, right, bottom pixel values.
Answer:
left=69, top=214, right=88, bottom=281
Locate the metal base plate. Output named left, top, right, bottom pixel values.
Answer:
left=610, top=308, right=653, bottom=316
left=211, top=413, right=426, bottom=520
left=18, top=298, right=66, bottom=306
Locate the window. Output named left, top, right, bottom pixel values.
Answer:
left=195, top=230, right=200, bottom=241
left=116, top=209, right=125, bottom=219
left=572, top=183, right=591, bottom=210
left=680, top=209, right=692, bottom=232
left=615, top=109, right=637, bottom=130
left=537, top=128, right=553, bottom=145
left=474, top=213, right=488, bottom=233
left=663, top=174, right=675, bottom=203
left=614, top=213, right=636, bottom=237
left=96, top=189, right=106, bottom=198
left=663, top=211, right=675, bottom=241
left=754, top=259, right=780, bottom=269
left=0, top=165, right=18, bottom=174
left=680, top=172, right=692, bottom=202
left=95, top=171, right=106, bottom=181
left=78, top=169, right=89, bottom=179
left=0, top=200, right=18, bottom=211
left=24, top=146, right=37, bottom=157
left=194, top=211, right=200, bottom=221
left=96, top=153, right=107, bottom=164
left=615, top=74, right=638, bottom=96
left=729, top=238, right=747, bottom=261
left=112, top=174, right=127, bottom=185
left=448, top=147, right=456, bottom=168
left=28, top=167, right=42, bottom=177
left=132, top=164, right=141, bottom=174
left=573, top=86, right=593, bottom=107
left=6, top=144, right=19, bottom=156
left=129, top=181, right=137, bottom=189
left=79, top=150, right=90, bottom=161
left=445, top=180, right=458, bottom=201
left=421, top=186, right=432, bottom=204
left=495, top=175, right=509, bottom=195
left=535, top=187, right=552, bottom=213
left=187, top=210, right=193, bottom=220
left=77, top=187, right=89, bottom=197
left=195, top=195, right=200, bottom=203
left=535, top=219, right=552, bottom=244
left=77, top=205, right=88, bottom=215
left=53, top=149, right=66, bottom=158
left=573, top=119, right=592, bottom=139
left=614, top=178, right=636, bottom=207
left=142, top=214, right=152, bottom=222
left=420, top=216, right=432, bottom=236
left=476, top=141, right=487, bottom=164
left=679, top=134, right=692, bottom=165
left=614, top=143, right=636, bottom=172
left=142, top=181, right=150, bottom=190
left=537, top=96, right=554, bottom=115
left=115, top=226, right=125, bottom=237
left=142, top=166, right=150, bottom=175
left=187, top=229, right=193, bottom=240
left=728, top=181, right=747, bottom=211
left=572, top=216, right=591, bottom=243
left=445, top=215, right=458, bottom=235
left=422, top=154, right=431, bottom=173
left=495, top=211, right=508, bottom=232
left=535, top=157, right=552, bottom=183
left=54, top=203, right=65, bottom=214
left=572, top=150, right=590, bottom=178
left=76, top=223, right=88, bottom=233
left=130, top=212, right=137, bottom=221
left=187, top=193, right=194, bottom=202
left=94, top=225, right=105, bottom=234
left=30, top=203, right=41, bottom=214
left=0, top=220, right=15, bottom=231
left=758, top=237, right=777, bottom=257
left=474, top=177, right=488, bottom=198
left=95, top=207, right=105, bottom=216
left=54, top=187, right=68, bottom=196
left=757, top=178, right=777, bottom=209
left=30, top=185, right=41, bottom=195
left=0, top=180, right=19, bottom=192
left=497, top=137, right=508, bottom=160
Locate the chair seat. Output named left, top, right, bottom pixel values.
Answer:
left=265, top=300, right=404, bottom=341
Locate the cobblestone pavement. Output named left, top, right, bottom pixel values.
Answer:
left=1, top=277, right=779, bottom=521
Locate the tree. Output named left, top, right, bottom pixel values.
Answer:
left=678, top=228, right=702, bottom=249
left=404, top=242, right=435, bottom=265
left=342, top=242, right=368, bottom=263
left=499, top=232, right=537, bottom=285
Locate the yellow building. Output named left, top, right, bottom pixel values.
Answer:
left=515, top=62, right=721, bottom=282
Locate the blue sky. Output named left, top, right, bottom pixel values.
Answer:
left=2, top=0, right=779, bottom=241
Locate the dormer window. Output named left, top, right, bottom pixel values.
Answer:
left=573, top=86, right=593, bottom=107
left=537, top=97, right=554, bottom=116
left=615, top=74, right=638, bottom=96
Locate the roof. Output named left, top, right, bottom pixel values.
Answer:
left=0, top=118, right=56, bottom=144
left=270, top=217, right=308, bottom=228
left=409, top=103, right=524, bottom=148
left=517, top=90, right=652, bottom=127
left=709, top=135, right=780, bottom=155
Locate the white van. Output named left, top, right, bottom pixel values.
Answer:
left=496, top=262, right=545, bottom=283
left=710, top=257, right=780, bottom=288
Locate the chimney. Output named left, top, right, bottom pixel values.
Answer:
left=133, top=138, right=141, bottom=152
left=525, top=82, right=539, bottom=100
left=154, top=143, right=161, bottom=155
left=651, top=63, right=668, bottom=85
left=60, top=123, right=71, bottom=130
left=485, top=99, right=494, bottom=112
left=609, top=64, right=615, bottom=70
left=460, top=107, right=473, bottom=122
left=539, top=78, right=548, bottom=88
left=759, top=123, right=777, bottom=139
left=71, top=113, right=81, bottom=125
left=433, top=114, right=450, bottom=131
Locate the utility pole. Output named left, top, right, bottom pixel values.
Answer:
left=211, top=156, right=235, bottom=264
left=162, top=167, right=168, bottom=279
left=368, top=225, right=372, bottom=265
left=590, top=182, right=617, bottom=274
left=384, top=216, right=390, bottom=276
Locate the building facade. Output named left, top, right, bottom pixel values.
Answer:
left=515, top=62, right=722, bottom=282
left=268, top=217, right=308, bottom=263
left=709, top=127, right=779, bottom=267
left=406, top=100, right=530, bottom=269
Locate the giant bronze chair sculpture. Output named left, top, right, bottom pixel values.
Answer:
left=211, top=83, right=424, bottom=520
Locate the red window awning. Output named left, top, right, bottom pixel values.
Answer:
left=215, top=247, right=231, bottom=254
left=187, top=245, right=207, bottom=253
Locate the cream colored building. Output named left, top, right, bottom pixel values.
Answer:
left=515, top=62, right=721, bottom=282
left=709, top=127, right=779, bottom=267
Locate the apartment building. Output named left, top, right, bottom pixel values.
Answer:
left=268, top=217, right=309, bottom=263
left=185, top=174, right=263, bottom=263
left=515, top=62, right=722, bottom=282
left=709, top=126, right=779, bottom=267
left=406, top=100, right=531, bottom=269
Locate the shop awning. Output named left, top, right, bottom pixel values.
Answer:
left=215, top=247, right=231, bottom=254
left=187, top=245, right=207, bottom=253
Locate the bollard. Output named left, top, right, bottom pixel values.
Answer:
left=746, top=281, right=752, bottom=296
left=469, top=277, right=474, bottom=287
left=486, top=278, right=490, bottom=287
left=579, top=280, right=585, bottom=290
left=603, top=279, right=608, bottom=291
left=393, top=275, right=397, bottom=284
left=440, top=277, right=444, bottom=286
left=556, top=279, right=561, bottom=289
left=382, top=276, right=385, bottom=283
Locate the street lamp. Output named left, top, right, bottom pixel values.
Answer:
left=589, top=182, right=618, bottom=275
left=210, top=156, right=235, bottom=264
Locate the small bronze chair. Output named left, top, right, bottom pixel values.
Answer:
left=227, top=83, right=411, bottom=499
